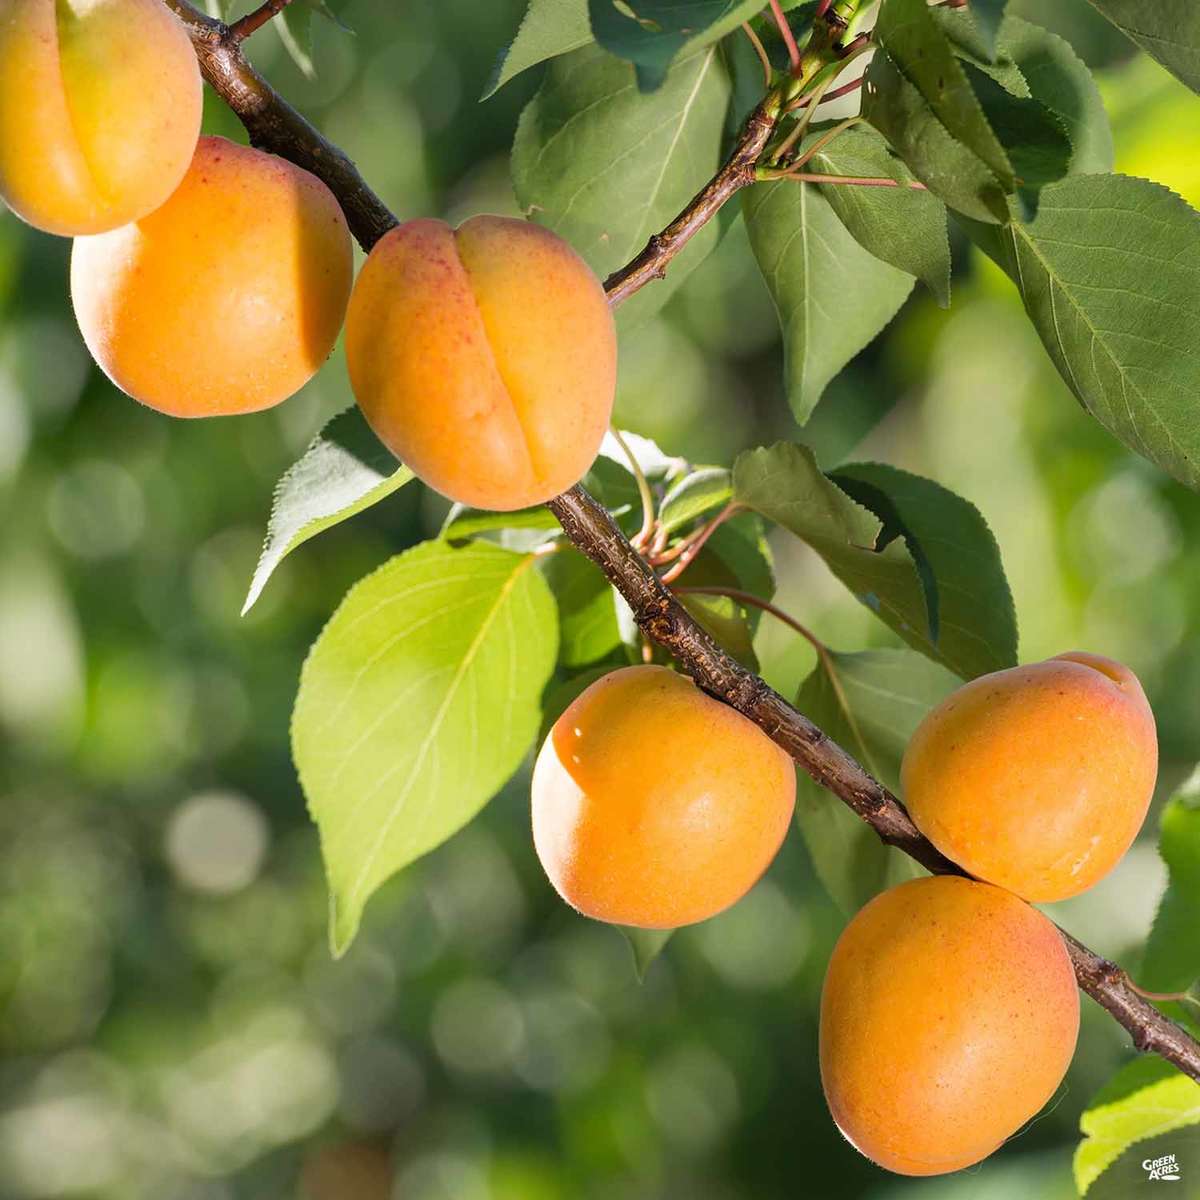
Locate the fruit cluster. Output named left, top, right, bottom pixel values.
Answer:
left=5, top=3, right=1164, bottom=1181
left=1, top=0, right=615, bottom=503
left=533, top=654, right=1157, bottom=1176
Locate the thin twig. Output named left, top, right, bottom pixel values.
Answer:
left=769, top=0, right=803, bottom=72
left=742, top=21, right=773, bottom=89
left=672, top=585, right=825, bottom=655
left=161, top=0, right=1200, bottom=1083
left=659, top=503, right=744, bottom=584
left=602, top=96, right=781, bottom=305
left=769, top=171, right=927, bottom=188
left=228, top=0, right=293, bottom=42
left=611, top=427, right=657, bottom=549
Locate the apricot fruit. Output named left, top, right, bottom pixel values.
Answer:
left=0, top=0, right=202, bottom=236
left=71, top=136, right=353, bottom=417
left=901, top=651, right=1157, bottom=902
left=531, top=665, right=796, bottom=929
left=345, top=215, right=616, bottom=511
left=820, top=875, right=1078, bottom=1176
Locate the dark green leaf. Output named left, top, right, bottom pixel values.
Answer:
left=794, top=648, right=959, bottom=912
left=961, top=174, right=1200, bottom=491
left=967, top=65, right=1072, bottom=200
left=735, top=443, right=1009, bottom=679
left=513, top=42, right=732, bottom=327
left=932, top=6, right=1026, bottom=91
left=733, top=442, right=935, bottom=662
left=863, top=48, right=1009, bottom=222
left=1085, top=0, right=1200, bottom=94
left=293, top=540, right=558, bottom=954
left=589, top=0, right=765, bottom=91
left=483, top=0, right=593, bottom=100
left=1000, top=15, right=1113, bottom=176
left=832, top=461, right=1017, bottom=677
left=743, top=179, right=914, bottom=421
left=805, top=125, right=951, bottom=306
left=873, top=0, right=1013, bottom=187
left=244, top=407, right=413, bottom=615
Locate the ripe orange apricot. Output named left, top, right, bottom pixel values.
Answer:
left=345, top=215, right=616, bottom=511
left=820, top=875, right=1078, bottom=1176
left=531, top=665, right=796, bottom=929
left=901, top=652, right=1158, bottom=902
left=71, top=136, right=353, bottom=417
left=0, top=0, right=202, bottom=236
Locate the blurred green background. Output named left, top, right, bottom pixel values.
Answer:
left=2, top=1, right=1200, bottom=1197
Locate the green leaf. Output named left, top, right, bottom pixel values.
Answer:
left=804, top=125, right=951, bottom=306
left=795, top=648, right=959, bottom=913
left=621, top=926, right=673, bottom=978
left=733, top=442, right=929, bottom=649
left=1142, top=766, right=1200, bottom=997
left=1074, top=1057, right=1200, bottom=1194
left=442, top=504, right=560, bottom=546
left=742, top=179, right=914, bottom=421
left=293, top=540, right=558, bottom=955
left=961, top=173, right=1200, bottom=491
left=734, top=443, right=1009, bottom=679
left=971, top=0, right=1007, bottom=58
left=482, top=0, right=593, bottom=100
left=244, top=407, right=413, bottom=615
left=658, top=466, right=732, bottom=533
left=276, top=0, right=351, bottom=79
left=832, top=461, right=1017, bottom=678
left=873, top=0, right=1013, bottom=187
left=512, top=42, right=732, bottom=327
left=967, top=66, right=1072, bottom=202
left=588, top=0, right=765, bottom=91
left=863, top=48, right=1009, bottom=222
left=999, top=15, right=1113, bottom=176
left=932, top=6, right=1025, bottom=90
left=542, top=548, right=622, bottom=666
left=1085, top=0, right=1200, bottom=94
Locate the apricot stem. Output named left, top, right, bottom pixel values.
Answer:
left=650, top=501, right=744, bottom=565
left=769, top=0, right=803, bottom=72
left=1126, top=981, right=1191, bottom=1003
left=672, top=585, right=827, bottom=655
left=764, top=171, right=928, bottom=189
left=741, top=22, right=773, bottom=90
left=228, top=0, right=294, bottom=42
left=611, top=428, right=657, bottom=550
left=657, top=502, right=744, bottom=584
left=771, top=113, right=862, bottom=174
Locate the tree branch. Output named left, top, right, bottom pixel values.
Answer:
left=602, top=97, right=781, bottom=305
left=163, top=0, right=1200, bottom=1083
left=227, top=0, right=293, bottom=42
left=163, top=0, right=396, bottom=249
